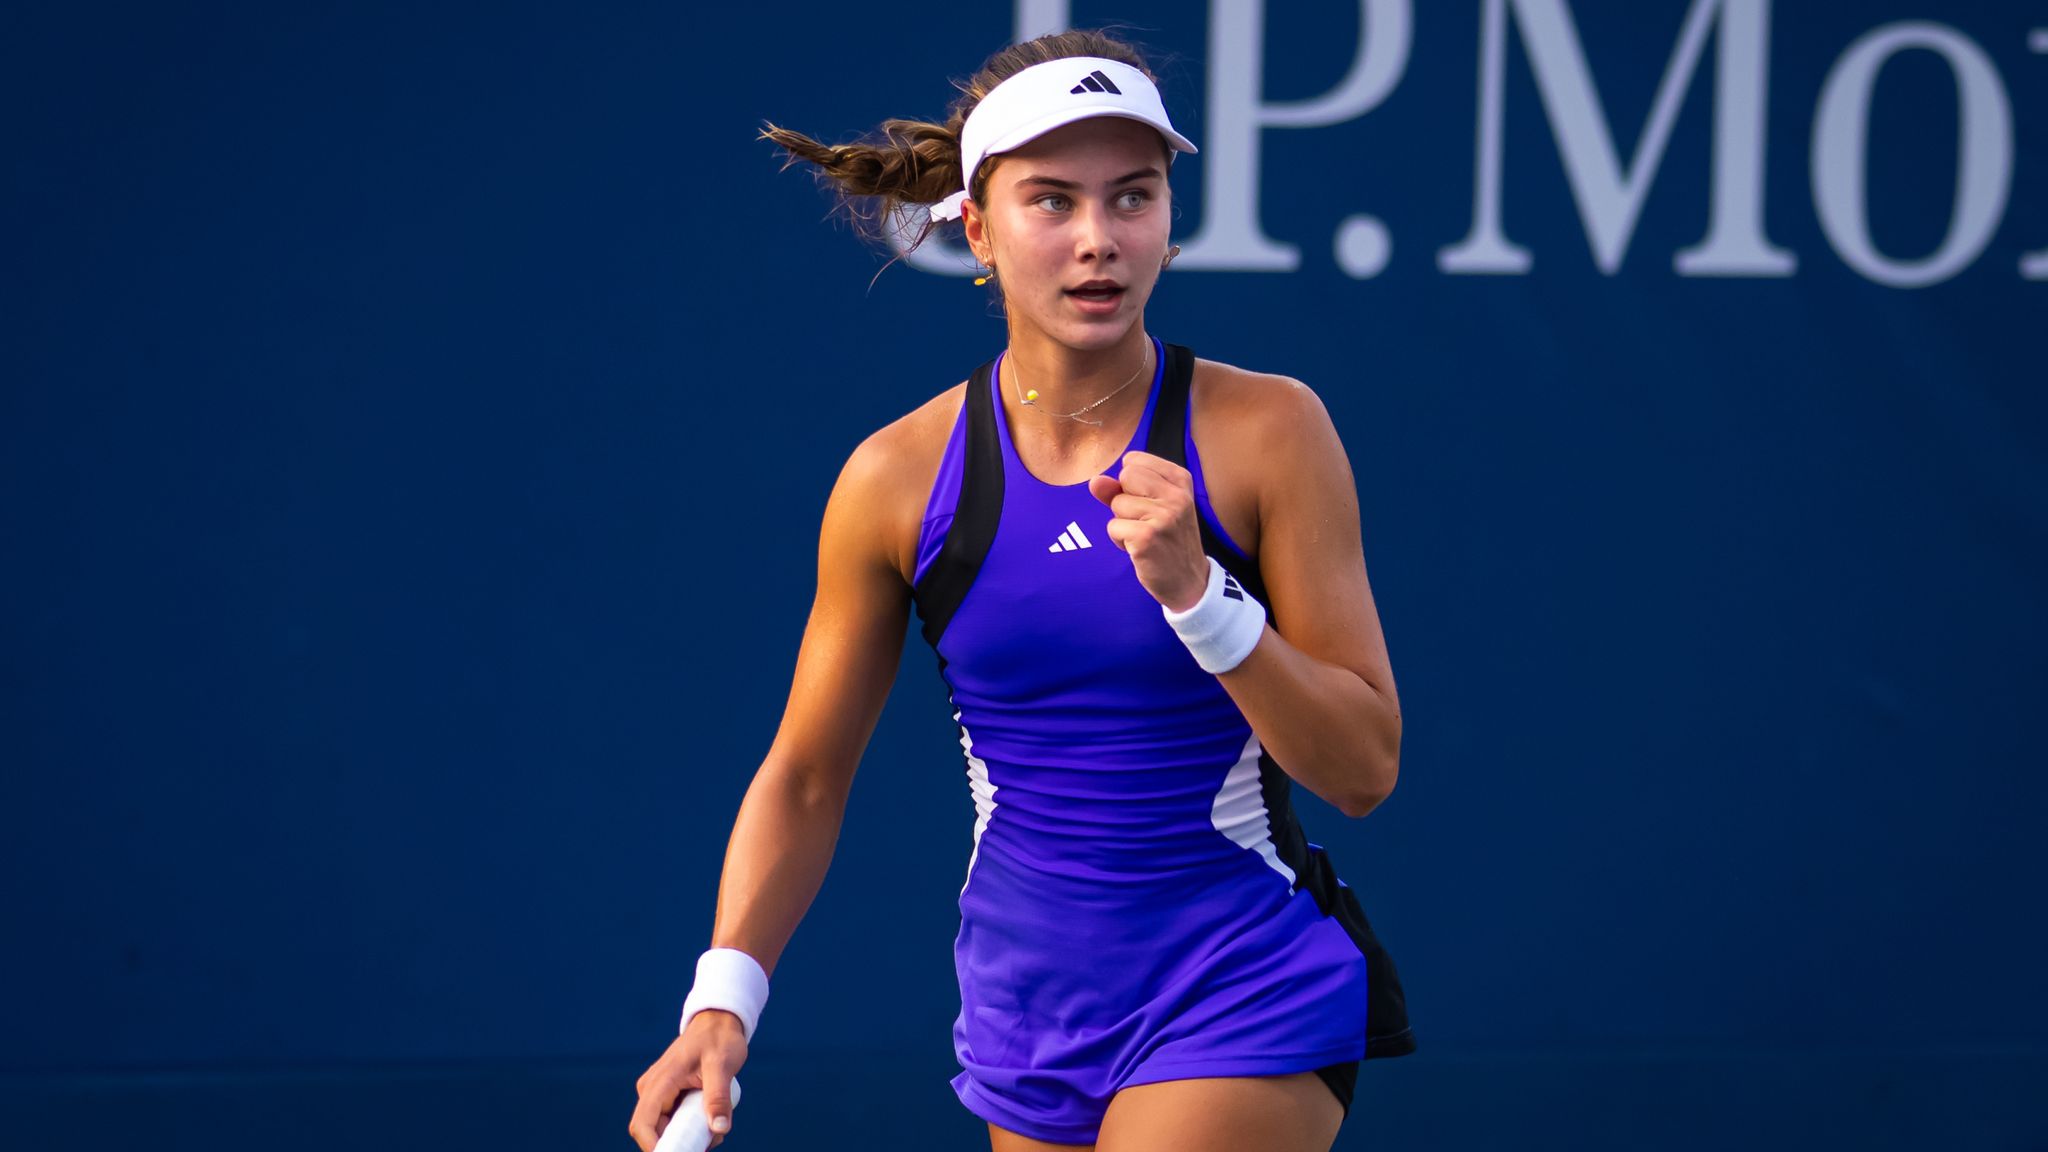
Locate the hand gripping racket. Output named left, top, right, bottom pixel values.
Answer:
left=652, top=1076, right=742, bottom=1152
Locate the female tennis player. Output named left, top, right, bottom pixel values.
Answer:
left=628, top=28, right=1413, bottom=1152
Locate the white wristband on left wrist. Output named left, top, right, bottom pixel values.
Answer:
left=1162, top=555, right=1266, bottom=674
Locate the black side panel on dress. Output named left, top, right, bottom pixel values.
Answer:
left=1148, top=342, right=1418, bottom=1061
left=911, top=358, right=1004, bottom=655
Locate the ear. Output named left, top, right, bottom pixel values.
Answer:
left=961, top=199, right=990, bottom=264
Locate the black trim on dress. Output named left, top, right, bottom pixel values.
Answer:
left=911, top=356, right=1005, bottom=655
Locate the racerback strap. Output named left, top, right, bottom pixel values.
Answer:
left=1143, top=342, right=1270, bottom=613
left=911, top=354, right=1006, bottom=655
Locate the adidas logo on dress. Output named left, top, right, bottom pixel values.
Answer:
left=1069, top=70, right=1123, bottom=95
left=1048, top=520, right=1094, bottom=552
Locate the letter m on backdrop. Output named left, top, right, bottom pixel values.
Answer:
left=1439, top=0, right=1796, bottom=276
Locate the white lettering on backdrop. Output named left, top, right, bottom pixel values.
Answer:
left=1812, top=22, right=2013, bottom=289
left=1438, top=0, right=1793, bottom=277
left=882, top=2, right=2044, bottom=289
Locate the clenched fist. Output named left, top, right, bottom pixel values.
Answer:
left=1087, top=450, right=1210, bottom=613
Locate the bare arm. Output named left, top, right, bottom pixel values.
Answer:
left=1213, top=377, right=1400, bottom=818
left=631, top=427, right=913, bottom=1150
left=708, top=430, right=913, bottom=976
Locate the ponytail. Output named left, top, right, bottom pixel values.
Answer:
left=757, top=112, right=968, bottom=256
left=760, top=28, right=1166, bottom=262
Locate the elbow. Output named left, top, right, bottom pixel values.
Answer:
left=1335, top=751, right=1399, bottom=820
left=1334, top=686, right=1400, bottom=819
left=1336, top=782, right=1391, bottom=820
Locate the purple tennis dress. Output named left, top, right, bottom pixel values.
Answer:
left=909, top=338, right=1414, bottom=1145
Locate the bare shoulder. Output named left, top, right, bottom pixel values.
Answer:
left=834, top=379, right=969, bottom=587
left=1190, top=357, right=1335, bottom=440
left=1186, top=358, right=1344, bottom=559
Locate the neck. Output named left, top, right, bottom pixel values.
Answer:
left=1000, top=324, right=1154, bottom=445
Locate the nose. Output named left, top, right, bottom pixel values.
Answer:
left=1074, top=200, right=1119, bottom=264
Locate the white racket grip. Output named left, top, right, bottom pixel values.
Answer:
left=653, top=1076, right=741, bottom=1152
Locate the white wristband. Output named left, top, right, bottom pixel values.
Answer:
left=679, top=947, right=770, bottom=1043
left=1162, top=555, right=1266, bottom=674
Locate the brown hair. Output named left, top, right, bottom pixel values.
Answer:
left=758, top=28, right=1172, bottom=266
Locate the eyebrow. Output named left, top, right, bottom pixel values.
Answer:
left=1012, top=167, right=1164, bottom=191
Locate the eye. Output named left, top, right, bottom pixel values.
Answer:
left=1033, top=193, right=1071, bottom=212
left=1117, top=189, right=1151, bottom=209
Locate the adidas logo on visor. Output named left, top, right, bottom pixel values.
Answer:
left=1069, top=70, right=1123, bottom=95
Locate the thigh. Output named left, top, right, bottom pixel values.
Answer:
left=1094, top=1072, right=1344, bottom=1152
left=988, top=1122, right=1095, bottom=1152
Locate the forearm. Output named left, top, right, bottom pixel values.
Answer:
left=706, top=765, right=849, bottom=978
left=1215, top=625, right=1400, bottom=818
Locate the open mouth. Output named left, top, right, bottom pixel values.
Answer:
left=1066, top=285, right=1125, bottom=303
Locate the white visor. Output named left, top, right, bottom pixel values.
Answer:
left=927, top=56, right=1197, bottom=222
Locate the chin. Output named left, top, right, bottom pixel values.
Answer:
left=1061, top=321, right=1135, bottom=348
left=1052, top=301, right=1151, bottom=348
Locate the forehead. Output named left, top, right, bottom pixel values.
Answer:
left=989, top=117, right=1171, bottom=184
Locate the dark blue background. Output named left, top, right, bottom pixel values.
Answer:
left=4, top=1, right=2042, bottom=1148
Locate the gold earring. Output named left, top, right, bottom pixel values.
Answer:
left=975, top=263, right=995, bottom=286
left=1162, top=244, right=1181, bottom=269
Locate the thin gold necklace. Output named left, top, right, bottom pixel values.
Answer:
left=1007, top=340, right=1152, bottom=426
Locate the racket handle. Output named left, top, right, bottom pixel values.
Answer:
left=653, top=1076, right=742, bottom=1152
